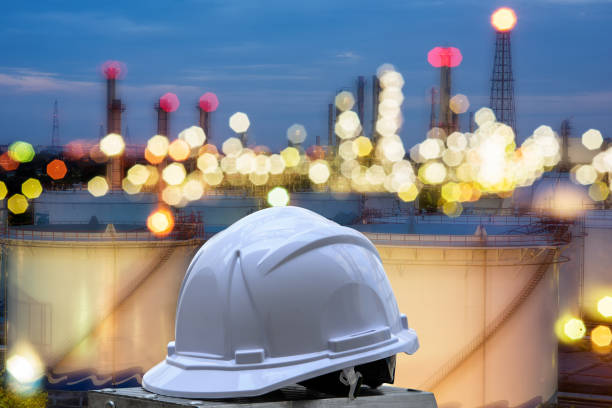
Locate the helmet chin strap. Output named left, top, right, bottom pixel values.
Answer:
left=339, top=367, right=362, bottom=400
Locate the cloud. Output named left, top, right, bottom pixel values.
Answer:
left=0, top=70, right=96, bottom=93
left=20, top=11, right=169, bottom=35
left=335, top=51, right=362, bottom=61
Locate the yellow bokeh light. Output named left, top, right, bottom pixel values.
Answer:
left=222, top=137, right=243, bottom=157
left=144, top=165, right=159, bottom=186
left=162, top=163, right=187, bottom=186
left=589, top=181, right=609, bottom=202
left=87, top=176, right=109, bottom=197
left=582, top=129, right=603, bottom=150
left=281, top=147, right=300, bottom=167
left=354, top=136, right=373, bottom=157
left=335, top=91, right=355, bottom=112
left=254, top=155, right=271, bottom=175
left=419, top=161, right=447, bottom=184
left=249, top=172, right=269, bottom=186
left=309, top=161, right=330, bottom=184
left=398, top=183, right=418, bottom=202
left=564, top=318, right=586, bottom=341
left=197, top=153, right=218, bottom=174
left=8, top=141, right=35, bottom=163
left=0, top=181, right=7, bottom=200
left=7, top=194, right=28, bottom=214
left=182, top=179, right=204, bottom=201
left=203, top=168, right=224, bottom=186
left=591, top=325, right=612, bottom=348
left=21, top=178, right=42, bottom=199
left=267, top=187, right=290, bottom=207
left=162, top=185, right=183, bottom=206
left=100, top=133, right=125, bottom=157
left=122, top=178, right=142, bottom=195
left=366, top=165, right=386, bottom=186
left=441, top=182, right=461, bottom=202
left=442, top=201, right=463, bottom=217
left=127, top=164, right=150, bottom=186
left=229, top=112, right=250, bottom=133
left=147, top=135, right=169, bottom=157
left=598, top=296, right=612, bottom=318
left=220, top=156, right=238, bottom=174
left=179, top=126, right=206, bottom=149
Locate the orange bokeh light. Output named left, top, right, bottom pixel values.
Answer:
left=145, top=148, right=165, bottom=165
left=147, top=208, right=175, bottom=236
left=199, top=144, right=219, bottom=156
left=0, top=152, right=19, bottom=171
left=168, top=139, right=191, bottom=162
left=47, top=159, right=68, bottom=180
left=491, top=7, right=517, bottom=32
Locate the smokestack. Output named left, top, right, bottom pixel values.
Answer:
left=106, top=78, right=115, bottom=134
left=439, top=66, right=452, bottom=133
left=199, top=108, right=210, bottom=142
left=469, top=111, right=475, bottom=133
left=157, top=105, right=169, bottom=136
left=429, top=87, right=437, bottom=130
left=357, top=76, right=365, bottom=126
left=371, top=75, right=380, bottom=141
left=316, top=135, right=321, bottom=146
left=240, top=132, right=248, bottom=146
left=327, top=103, right=334, bottom=147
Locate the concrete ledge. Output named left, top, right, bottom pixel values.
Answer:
left=89, top=385, right=437, bottom=407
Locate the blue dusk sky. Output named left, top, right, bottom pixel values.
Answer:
left=0, top=0, right=611, bottom=151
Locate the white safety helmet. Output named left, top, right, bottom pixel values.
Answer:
left=143, top=206, right=418, bottom=398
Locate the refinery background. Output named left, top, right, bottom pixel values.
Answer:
left=0, top=3, right=611, bottom=408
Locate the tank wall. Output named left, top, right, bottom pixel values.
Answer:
left=582, top=226, right=612, bottom=320
left=6, top=240, right=199, bottom=386
left=378, top=245, right=558, bottom=408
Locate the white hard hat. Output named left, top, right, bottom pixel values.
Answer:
left=143, top=206, right=418, bottom=398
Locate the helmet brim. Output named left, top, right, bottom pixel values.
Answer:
left=142, top=328, right=418, bottom=399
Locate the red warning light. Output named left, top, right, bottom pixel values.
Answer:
left=160, top=93, right=180, bottom=113
left=199, top=92, right=219, bottom=112
left=427, top=47, right=463, bottom=68
left=102, top=60, right=126, bottom=80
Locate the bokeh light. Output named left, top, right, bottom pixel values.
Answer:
left=0, top=152, right=19, bottom=171
left=102, top=60, right=125, bottom=80
left=427, top=47, right=463, bottom=68
left=398, top=183, right=419, bottom=202
left=267, top=187, right=290, bottom=207
left=87, top=176, right=109, bottom=197
left=354, top=136, right=373, bottom=157
left=162, top=163, right=187, bottom=186
left=100, top=133, right=125, bottom=157
left=335, top=91, right=355, bottom=112
left=229, top=112, right=250, bottom=133
left=122, top=178, right=142, bottom=195
left=309, top=160, right=330, bottom=184
left=46, top=159, right=67, bottom=180
left=0, top=181, right=7, bottom=200
left=147, top=135, right=170, bottom=157
left=564, top=318, right=586, bottom=341
left=168, top=139, right=191, bottom=162
left=197, top=153, right=219, bottom=174
left=127, top=164, right=150, bottom=186
left=7, top=194, right=28, bottom=214
left=598, top=296, right=612, bottom=318
left=491, top=7, right=517, bottom=32
left=222, top=137, right=243, bottom=157
left=6, top=354, right=43, bottom=384
left=147, top=208, right=175, bottom=236
left=591, top=325, right=612, bottom=348
left=335, top=111, right=361, bottom=139
left=582, top=129, right=603, bottom=150
left=281, top=147, right=300, bottom=167
left=287, top=124, right=307, bottom=145
left=179, top=126, right=206, bottom=149
left=449, top=94, right=470, bottom=114
left=589, top=181, right=609, bottom=202
left=22, top=178, right=42, bottom=199
left=199, top=92, right=219, bottom=112
left=159, top=93, right=180, bottom=113
left=8, top=141, right=35, bottom=163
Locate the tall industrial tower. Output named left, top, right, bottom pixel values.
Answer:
left=51, top=100, right=60, bottom=146
left=490, top=7, right=517, bottom=133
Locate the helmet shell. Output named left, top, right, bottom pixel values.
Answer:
left=143, top=206, right=418, bottom=398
